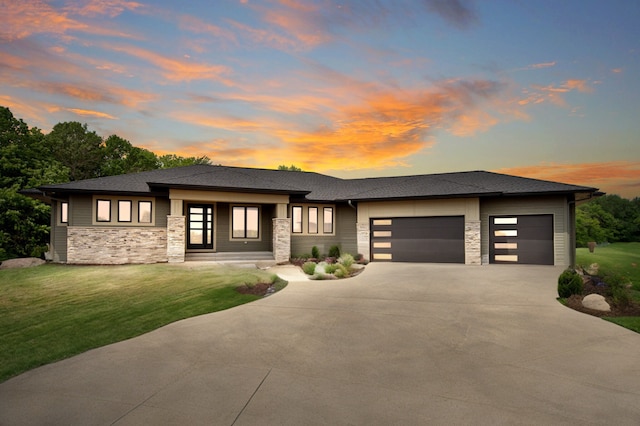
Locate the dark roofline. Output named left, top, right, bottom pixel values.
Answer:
left=147, top=182, right=310, bottom=196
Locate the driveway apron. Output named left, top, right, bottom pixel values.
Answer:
left=1, top=263, right=639, bottom=425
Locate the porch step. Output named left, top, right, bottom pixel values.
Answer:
left=185, top=251, right=276, bottom=265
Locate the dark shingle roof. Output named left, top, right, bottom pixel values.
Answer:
left=37, top=165, right=598, bottom=201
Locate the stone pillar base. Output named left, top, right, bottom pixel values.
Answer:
left=167, top=215, right=186, bottom=263
left=273, top=218, right=291, bottom=263
left=465, top=220, right=481, bottom=265
left=356, top=222, right=370, bottom=261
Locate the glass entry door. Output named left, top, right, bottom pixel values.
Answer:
left=187, top=204, right=213, bottom=249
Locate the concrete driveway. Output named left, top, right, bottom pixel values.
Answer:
left=1, top=263, right=640, bottom=425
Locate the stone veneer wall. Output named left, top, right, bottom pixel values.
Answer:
left=465, top=220, right=481, bottom=265
left=272, top=218, right=291, bottom=263
left=356, top=222, right=370, bottom=261
left=167, top=215, right=185, bottom=263
left=67, top=226, right=167, bottom=264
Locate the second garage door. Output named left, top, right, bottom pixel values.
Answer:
left=370, top=216, right=465, bottom=263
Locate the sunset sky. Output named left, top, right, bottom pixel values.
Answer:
left=2, top=0, right=639, bottom=198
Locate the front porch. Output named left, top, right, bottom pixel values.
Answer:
left=166, top=189, right=291, bottom=264
left=184, top=251, right=276, bottom=265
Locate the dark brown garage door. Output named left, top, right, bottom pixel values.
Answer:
left=489, top=214, right=554, bottom=265
left=370, top=216, right=465, bottom=263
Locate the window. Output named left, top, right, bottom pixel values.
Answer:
left=138, top=201, right=152, bottom=223
left=292, top=206, right=303, bottom=233
left=308, top=207, right=318, bottom=234
left=232, top=206, right=259, bottom=239
left=60, top=202, right=68, bottom=224
left=118, top=200, right=132, bottom=222
left=323, top=207, right=333, bottom=233
left=96, top=200, right=111, bottom=222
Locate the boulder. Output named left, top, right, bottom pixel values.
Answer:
left=582, top=294, right=610, bottom=312
left=0, top=257, right=46, bottom=269
left=586, top=263, right=600, bottom=276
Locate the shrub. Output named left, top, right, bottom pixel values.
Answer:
left=557, top=269, right=584, bottom=298
left=338, top=253, right=354, bottom=268
left=603, top=271, right=632, bottom=308
left=302, top=261, right=317, bottom=275
left=311, top=246, right=320, bottom=259
left=328, top=245, right=340, bottom=258
left=324, top=264, right=339, bottom=274
left=334, top=263, right=349, bottom=278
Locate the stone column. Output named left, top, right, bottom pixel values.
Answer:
left=272, top=217, right=291, bottom=263
left=167, top=215, right=186, bottom=263
left=356, top=222, right=370, bottom=261
left=465, top=220, right=481, bottom=265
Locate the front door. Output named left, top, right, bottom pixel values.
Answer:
left=187, top=204, right=214, bottom=250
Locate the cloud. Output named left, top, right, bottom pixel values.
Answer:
left=424, top=0, right=478, bottom=28
left=102, top=43, right=234, bottom=83
left=528, top=79, right=593, bottom=107
left=495, top=161, right=640, bottom=199
left=513, top=61, right=557, bottom=72
left=65, top=0, right=144, bottom=18
left=173, top=76, right=505, bottom=172
left=67, top=108, right=118, bottom=120
left=1, top=0, right=136, bottom=41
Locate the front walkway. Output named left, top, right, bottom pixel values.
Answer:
left=1, top=263, right=639, bottom=425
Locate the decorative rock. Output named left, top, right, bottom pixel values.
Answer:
left=586, top=263, right=600, bottom=276
left=582, top=294, right=610, bottom=312
left=0, top=258, right=45, bottom=269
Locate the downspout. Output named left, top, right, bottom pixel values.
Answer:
left=347, top=199, right=356, bottom=210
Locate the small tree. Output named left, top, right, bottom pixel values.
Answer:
left=277, top=164, right=302, bottom=171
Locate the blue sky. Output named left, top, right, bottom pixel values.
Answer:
left=1, top=0, right=639, bottom=197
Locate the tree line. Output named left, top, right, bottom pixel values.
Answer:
left=0, top=106, right=211, bottom=260
left=576, top=194, right=640, bottom=247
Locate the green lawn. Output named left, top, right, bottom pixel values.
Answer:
left=576, top=242, right=640, bottom=333
left=0, top=263, right=284, bottom=383
left=576, top=242, right=640, bottom=290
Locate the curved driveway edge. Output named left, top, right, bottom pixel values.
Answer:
left=1, top=263, right=639, bottom=425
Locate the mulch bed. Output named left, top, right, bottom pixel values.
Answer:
left=564, top=277, right=640, bottom=318
left=236, top=282, right=273, bottom=296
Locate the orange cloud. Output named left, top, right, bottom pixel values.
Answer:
left=495, top=161, right=640, bottom=198
left=172, top=78, right=504, bottom=172
left=1, top=0, right=135, bottom=41
left=67, top=108, right=117, bottom=120
left=102, top=44, right=234, bottom=84
left=529, top=79, right=593, bottom=107
left=66, top=0, right=144, bottom=18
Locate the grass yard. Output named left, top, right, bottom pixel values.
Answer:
left=576, top=242, right=640, bottom=290
left=576, top=242, right=640, bottom=333
left=0, top=263, right=284, bottom=383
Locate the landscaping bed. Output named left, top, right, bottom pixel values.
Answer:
left=564, top=275, right=640, bottom=318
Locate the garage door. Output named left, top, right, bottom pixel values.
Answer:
left=370, top=216, right=465, bottom=263
left=489, top=215, right=553, bottom=265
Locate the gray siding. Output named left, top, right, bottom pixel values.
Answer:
left=71, top=195, right=93, bottom=226
left=291, top=204, right=357, bottom=256
left=155, top=197, right=170, bottom=227
left=480, top=196, right=571, bottom=266
left=213, top=203, right=273, bottom=252
left=50, top=200, right=67, bottom=263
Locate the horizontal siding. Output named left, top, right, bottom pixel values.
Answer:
left=480, top=196, right=570, bottom=266
left=155, top=197, right=170, bottom=227
left=50, top=200, right=67, bottom=262
left=71, top=195, right=93, bottom=226
left=291, top=204, right=357, bottom=256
